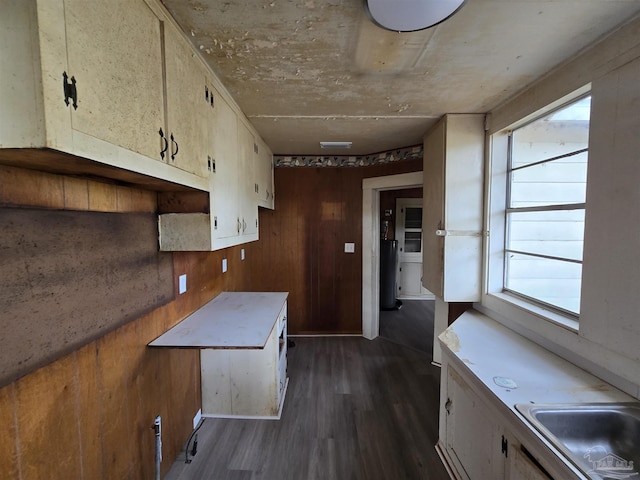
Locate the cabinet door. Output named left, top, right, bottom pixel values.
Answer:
left=422, top=115, right=484, bottom=301
left=163, top=20, right=209, bottom=177
left=211, top=94, right=240, bottom=240
left=237, top=118, right=258, bottom=237
left=256, top=137, right=275, bottom=209
left=422, top=120, right=446, bottom=297
left=64, top=0, right=164, bottom=161
left=508, top=445, right=555, bottom=480
left=446, top=366, right=505, bottom=479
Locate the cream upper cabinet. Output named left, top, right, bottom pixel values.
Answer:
left=255, top=137, right=275, bottom=210
left=237, top=118, right=259, bottom=238
left=422, top=114, right=484, bottom=301
left=161, top=17, right=212, bottom=178
left=158, top=89, right=262, bottom=251
left=0, top=0, right=207, bottom=191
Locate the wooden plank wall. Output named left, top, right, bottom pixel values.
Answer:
left=0, top=165, right=252, bottom=480
left=244, top=159, right=423, bottom=335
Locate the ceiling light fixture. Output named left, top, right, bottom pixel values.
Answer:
left=320, top=141, right=353, bottom=149
left=365, top=0, right=465, bottom=32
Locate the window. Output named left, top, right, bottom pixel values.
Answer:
left=504, top=95, right=591, bottom=315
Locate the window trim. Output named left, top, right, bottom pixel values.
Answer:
left=482, top=88, right=591, bottom=332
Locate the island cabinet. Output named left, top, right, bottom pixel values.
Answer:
left=438, top=310, right=634, bottom=480
left=149, top=292, right=289, bottom=419
left=0, top=0, right=208, bottom=191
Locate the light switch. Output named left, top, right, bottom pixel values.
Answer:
left=179, top=274, right=187, bottom=294
left=344, top=242, right=355, bottom=253
left=222, top=258, right=228, bottom=273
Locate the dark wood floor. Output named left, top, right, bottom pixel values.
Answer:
left=379, top=300, right=435, bottom=355
left=163, top=336, right=448, bottom=480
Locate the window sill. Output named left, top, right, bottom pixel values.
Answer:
left=481, top=291, right=579, bottom=333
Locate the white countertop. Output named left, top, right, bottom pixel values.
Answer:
left=440, top=310, right=634, bottom=409
left=149, top=292, right=288, bottom=349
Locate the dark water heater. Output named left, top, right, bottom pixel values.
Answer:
left=379, top=239, right=398, bottom=310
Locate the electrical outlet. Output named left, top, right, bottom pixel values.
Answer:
left=344, top=242, right=355, bottom=253
left=241, top=248, right=245, bottom=261
left=193, top=409, right=202, bottom=429
left=179, top=274, right=187, bottom=294
left=222, top=258, right=228, bottom=273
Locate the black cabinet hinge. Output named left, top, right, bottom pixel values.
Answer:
left=62, top=72, right=78, bottom=109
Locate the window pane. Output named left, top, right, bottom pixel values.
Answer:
left=509, top=151, right=588, bottom=208
left=404, top=231, right=422, bottom=252
left=506, top=209, right=585, bottom=261
left=511, top=96, right=591, bottom=168
left=405, top=207, right=422, bottom=229
left=505, top=252, right=581, bottom=314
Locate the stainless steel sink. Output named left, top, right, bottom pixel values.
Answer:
left=515, top=403, right=640, bottom=480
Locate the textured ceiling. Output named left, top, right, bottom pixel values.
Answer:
left=161, top=0, right=640, bottom=155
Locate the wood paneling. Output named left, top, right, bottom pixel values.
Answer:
left=0, top=164, right=253, bottom=480
left=0, top=385, right=18, bottom=480
left=14, top=353, right=82, bottom=479
left=248, top=159, right=422, bottom=334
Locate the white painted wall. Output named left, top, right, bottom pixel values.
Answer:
left=481, top=14, right=640, bottom=398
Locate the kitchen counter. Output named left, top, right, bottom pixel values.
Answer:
left=440, top=310, right=633, bottom=408
left=438, top=309, right=635, bottom=479
left=149, top=291, right=289, bottom=349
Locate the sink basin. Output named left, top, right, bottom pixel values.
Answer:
left=515, top=403, right=640, bottom=480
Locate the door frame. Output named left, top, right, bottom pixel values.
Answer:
left=362, top=171, right=423, bottom=339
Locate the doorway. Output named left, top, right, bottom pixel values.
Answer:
left=393, top=197, right=434, bottom=300
left=361, top=172, right=423, bottom=339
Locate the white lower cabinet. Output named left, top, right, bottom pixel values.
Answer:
left=508, top=443, right=554, bottom=480
left=149, top=293, right=289, bottom=419
left=443, top=366, right=506, bottom=479
left=440, top=362, right=560, bottom=480
left=200, top=301, right=288, bottom=419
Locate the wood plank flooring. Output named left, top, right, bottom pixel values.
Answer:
left=379, top=300, right=436, bottom=355
left=163, top=336, right=448, bottom=480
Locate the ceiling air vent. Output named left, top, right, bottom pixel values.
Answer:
left=320, top=141, right=352, bottom=149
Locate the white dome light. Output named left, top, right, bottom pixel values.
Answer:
left=365, top=0, right=466, bottom=32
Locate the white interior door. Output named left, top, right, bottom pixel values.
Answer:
left=395, top=198, right=433, bottom=299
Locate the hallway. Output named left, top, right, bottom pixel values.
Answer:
left=379, top=300, right=436, bottom=355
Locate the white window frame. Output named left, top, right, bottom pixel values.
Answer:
left=482, top=87, right=591, bottom=333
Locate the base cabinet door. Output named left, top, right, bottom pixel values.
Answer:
left=508, top=445, right=555, bottom=480
left=445, top=366, right=506, bottom=479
